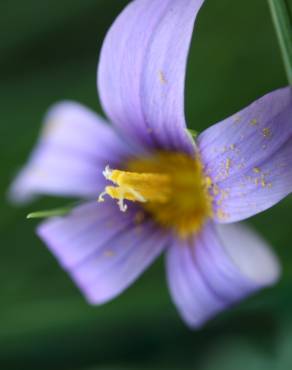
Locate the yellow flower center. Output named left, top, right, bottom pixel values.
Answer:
left=99, top=152, right=213, bottom=238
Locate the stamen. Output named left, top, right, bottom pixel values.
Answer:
left=118, top=196, right=128, bottom=212
left=126, top=187, right=146, bottom=202
left=99, top=153, right=213, bottom=238
left=98, top=190, right=108, bottom=203
left=103, top=165, right=112, bottom=180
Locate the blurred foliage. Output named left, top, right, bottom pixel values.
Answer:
left=1, top=0, right=292, bottom=369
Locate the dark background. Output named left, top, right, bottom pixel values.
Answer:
left=1, top=0, right=292, bottom=369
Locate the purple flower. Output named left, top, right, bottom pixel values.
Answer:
left=10, top=0, right=292, bottom=328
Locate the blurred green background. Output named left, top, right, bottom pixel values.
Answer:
left=1, top=0, right=292, bottom=369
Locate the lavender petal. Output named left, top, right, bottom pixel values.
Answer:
left=98, top=0, right=205, bottom=153
left=198, top=87, right=292, bottom=223
left=166, top=222, right=280, bottom=328
left=9, top=101, right=134, bottom=203
left=38, top=200, right=169, bottom=304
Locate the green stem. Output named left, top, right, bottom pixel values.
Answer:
left=268, top=0, right=292, bottom=85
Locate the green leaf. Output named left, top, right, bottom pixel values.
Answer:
left=26, top=206, right=73, bottom=219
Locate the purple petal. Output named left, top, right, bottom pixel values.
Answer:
left=38, top=200, right=169, bottom=304
left=198, top=87, right=292, bottom=223
left=9, top=101, right=134, bottom=203
left=98, top=0, right=204, bottom=153
left=166, top=222, right=280, bottom=328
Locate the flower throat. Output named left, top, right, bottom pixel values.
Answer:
left=99, top=152, right=213, bottom=238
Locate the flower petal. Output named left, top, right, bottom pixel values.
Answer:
left=38, top=200, right=169, bottom=304
left=166, top=222, right=280, bottom=328
left=98, top=0, right=204, bottom=153
left=9, top=101, right=134, bottom=203
left=198, top=87, right=292, bottom=223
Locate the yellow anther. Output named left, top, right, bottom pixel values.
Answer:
left=103, top=167, right=171, bottom=205
left=99, top=152, right=213, bottom=238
